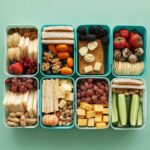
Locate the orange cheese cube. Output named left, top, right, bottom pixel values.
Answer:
left=103, top=108, right=109, bottom=114
left=103, top=115, right=109, bottom=122
left=78, top=119, right=87, bottom=126
left=95, top=113, right=102, bottom=123
left=96, top=122, right=107, bottom=129
left=77, top=108, right=86, bottom=116
left=88, top=118, right=95, bottom=127
left=86, top=110, right=95, bottom=118
left=94, top=104, right=103, bottom=112
left=81, top=103, right=93, bottom=111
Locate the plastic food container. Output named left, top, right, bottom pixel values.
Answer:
left=112, top=25, right=147, bottom=77
left=40, top=76, right=75, bottom=129
left=3, top=77, right=39, bottom=128
left=76, top=25, right=111, bottom=76
left=4, top=25, right=39, bottom=76
left=40, top=25, right=75, bottom=76
left=75, top=77, right=111, bottom=129
left=111, top=78, right=146, bottom=130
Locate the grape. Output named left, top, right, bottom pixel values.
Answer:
left=100, top=85, right=105, bottom=91
left=10, top=86, right=17, bottom=92
left=19, top=85, right=25, bottom=92
left=77, top=93, right=81, bottom=98
left=26, top=79, right=33, bottom=84
left=87, top=90, right=93, bottom=96
left=84, top=82, right=89, bottom=88
left=88, top=83, right=93, bottom=89
left=11, top=78, right=17, bottom=84
left=80, top=85, right=86, bottom=91
left=77, top=89, right=81, bottom=93
left=97, top=82, right=102, bottom=87
left=92, top=95, right=97, bottom=100
left=92, top=99, right=97, bottom=104
left=26, top=84, right=33, bottom=89
left=102, top=93, right=106, bottom=97
left=33, top=80, right=37, bottom=88
left=87, top=78, right=93, bottom=83
left=104, top=86, right=109, bottom=94
left=81, top=91, right=86, bottom=97
left=93, top=85, right=98, bottom=91
left=97, top=89, right=103, bottom=95
left=85, top=97, right=91, bottom=103
left=5, top=79, right=11, bottom=85
left=101, top=96, right=107, bottom=102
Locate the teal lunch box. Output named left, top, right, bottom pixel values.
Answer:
left=75, top=76, right=111, bottom=129
left=75, top=24, right=111, bottom=77
left=112, top=25, right=147, bottom=77
left=40, top=25, right=76, bottom=77
left=40, top=76, right=75, bottom=129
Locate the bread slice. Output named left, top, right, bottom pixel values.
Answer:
left=42, top=39, right=74, bottom=45
left=43, top=26, right=73, bottom=32
left=112, top=79, right=144, bottom=85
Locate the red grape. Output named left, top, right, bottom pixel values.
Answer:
left=93, top=85, right=98, bottom=91
left=87, top=78, right=93, bottom=83
left=10, top=86, right=17, bottom=92
left=84, top=82, right=89, bottom=88
left=77, top=93, right=81, bottom=98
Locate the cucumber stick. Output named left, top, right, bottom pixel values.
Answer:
left=137, top=103, right=143, bottom=126
left=112, top=92, right=118, bottom=124
left=130, top=94, right=140, bottom=126
left=118, top=94, right=127, bottom=126
left=125, top=95, right=131, bottom=124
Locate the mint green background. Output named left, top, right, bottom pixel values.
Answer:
left=0, top=0, right=149, bottom=150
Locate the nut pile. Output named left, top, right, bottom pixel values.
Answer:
left=42, top=26, right=74, bottom=75
left=42, top=79, right=74, bottom=127
left=113, top=29, right=144, bottom=75
left=3, top=77, right=38, bottom=127
left=7, top=27, right=38, bottom=75
left=76, top=78, right=109, bottom=128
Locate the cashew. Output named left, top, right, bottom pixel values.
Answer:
left=16, top=112, right=24, bottom=117
left=7, top=121, right=19, bottom=127
left=66, top=117, right=72, bottom=122
left=8, top=117, right=20, bottom=124
left=26, top=118, right=37, bottom=125
left=9, top=112, right=16, bottom=118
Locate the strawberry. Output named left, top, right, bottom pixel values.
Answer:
left=113, top=37, right=126, bottom=49
left=8, top=62, right=23, bottom=75
left=129, top=34, right=143, bottom=48
left=124, top=42, right=131, bottom=49
left=129, top=31, right=136, bottom=38
left=119, top=29, right=129, bottom=39
left=114, top=32, right=121, bottom=38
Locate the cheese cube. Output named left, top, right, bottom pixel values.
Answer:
left=62, top=83, right=72, bottom=93
left=96, top=122, right=107, bottom=129
left=65, top=92, right=73, bottom=101
left=95, top=113, right=102, bottom=123
left=94, top=104, right=103, bottom=112
left=78, top=119, right=87, bottom=126
left=88, top=118, right=95, bottom=127
left=81, top=103, right=93, bottom=111
left=84, top=65, right=93, bottom=73
left=77, top=108, right=86, bottom=116
left=58, top=99, right=66, bottom=108
left=103, top=108, right=109, bottom=114
left=58, top=86, right=65, bottom=98
left=103, top=115, right=109, bottom=122
left=80, top=102, right=87, bottom=107
left=86, top=110, right=95, bottom=118
left=94, top=62, right=102, bottom=71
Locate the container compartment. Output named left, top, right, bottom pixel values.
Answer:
left=76, top=25, right=111, bottom=76
left=112, top=25, right=146, bottom=77
left=111, top=78, right=146, bottom=130
left=40, top=25, right=75, bottom=76
left=40, top=76, right=75, bottom=129
left=5, top=25, right=39, bottom=76
left=3, top=77, right=39, bottom=128
left=75, top=77, right=110, bottom=129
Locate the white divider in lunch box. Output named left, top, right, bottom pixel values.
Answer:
left=110, top=78, right=146, bottom=130
left=4, top=25, right=39, bottom=77
left=3, top=77, right=39, bottom=128
left=75, top=76, right=111, bottom=130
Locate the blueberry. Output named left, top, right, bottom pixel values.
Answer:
left=96, top=25, right=103, bottom=33
left=77, top=27, right=87, bottom=35
left=101, top=36, right=109, bottom=45
left=88, top=26, right=96, bottom=34
left=78, top=34, right=87, bottom=41
left=86, top=34, right=97, bottom=41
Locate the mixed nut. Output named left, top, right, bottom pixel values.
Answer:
left=3, top=77, right=38, bottom=127
left=42, top=79, right=74, bottom=127
left=41, top=26, right=74, bottom=75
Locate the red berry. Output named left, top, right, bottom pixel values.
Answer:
left=119, top=29, right=129, bottom=39
left=114, top=32, right=121, bottom=38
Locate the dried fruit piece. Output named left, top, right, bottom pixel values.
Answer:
left=84, top=54, right=95, bottom=62
left=56, top=44, right=69, bottom=52
left=79, top=47, right=88, bottom=56
left=57, top=52, right=70, bottom=60
left=48, top=44, right=57, bottom=54
left=87, top=41, right=98, bottom=51
left=60, top=67, right=73, bottom=75
left=128, top=54, right=138, bottom=63
left=67, top=57, right=74, bottom=68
